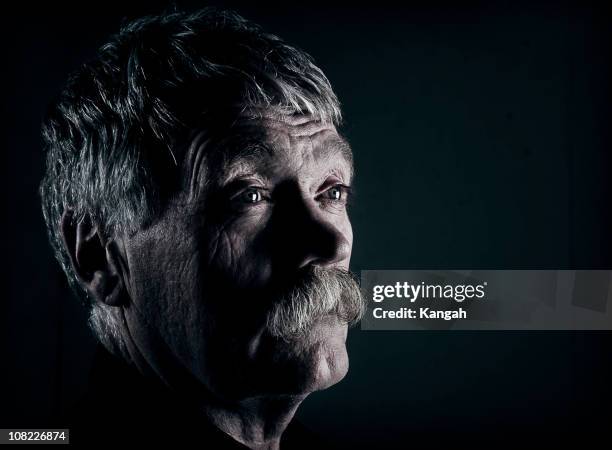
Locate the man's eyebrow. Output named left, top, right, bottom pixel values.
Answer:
left=330, top=137, right=354, bottom=169
left=216, top=142, right=274, bottom=184
left=312, top=135, right=354, bottom=180
left=183, top=132, right=272, bottom=201
left=201, top=131, right=355, bottom=188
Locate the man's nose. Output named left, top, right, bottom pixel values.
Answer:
left=274, top=192, right=350, bottom=269
left=298, top=208, right=351, bottom=269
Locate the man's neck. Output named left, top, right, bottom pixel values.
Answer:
left=203, top=395, right=307, bottom=450
left=118, top=317, right=308, bottom=449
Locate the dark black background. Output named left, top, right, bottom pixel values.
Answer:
left=2, top=0, right=611, bottom=447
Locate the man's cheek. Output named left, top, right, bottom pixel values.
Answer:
left=205, top=226, right=236, bottom=269
left=205, top=227, right=271, bottom=288
left=345, top=222, right=354, bottom=264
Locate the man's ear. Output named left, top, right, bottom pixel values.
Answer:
left=60, top=209, right=126, bottom=307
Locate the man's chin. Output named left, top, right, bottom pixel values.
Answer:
left=259, top=316, right=350, bottom=395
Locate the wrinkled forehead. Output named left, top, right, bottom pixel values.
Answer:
left=186, top=112, right=354, bottom=190
left=249, top=113, right=352, bottom=176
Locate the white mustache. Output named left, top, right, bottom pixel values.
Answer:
left=265, top=266, right=365, bottom=341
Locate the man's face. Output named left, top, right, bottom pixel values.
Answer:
left=118, top=112, right=360, bottom=400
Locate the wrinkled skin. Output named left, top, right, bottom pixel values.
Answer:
left=62, top=111, right=357, bottom=447
left=85, top=112, right=356, bottom=447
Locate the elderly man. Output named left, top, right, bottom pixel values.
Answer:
left=40, top=8, right=364, bottom=449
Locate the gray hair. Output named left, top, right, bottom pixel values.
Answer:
left=266, top=267, right=365, bottom=344
left=39, top=8, right=343, bottom=354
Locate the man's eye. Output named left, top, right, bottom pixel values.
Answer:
left=320, top=184, right=351, bottom=202
left=239, top=188, right=264, bottom=204
left=326, top=187, right=343, bottom=201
